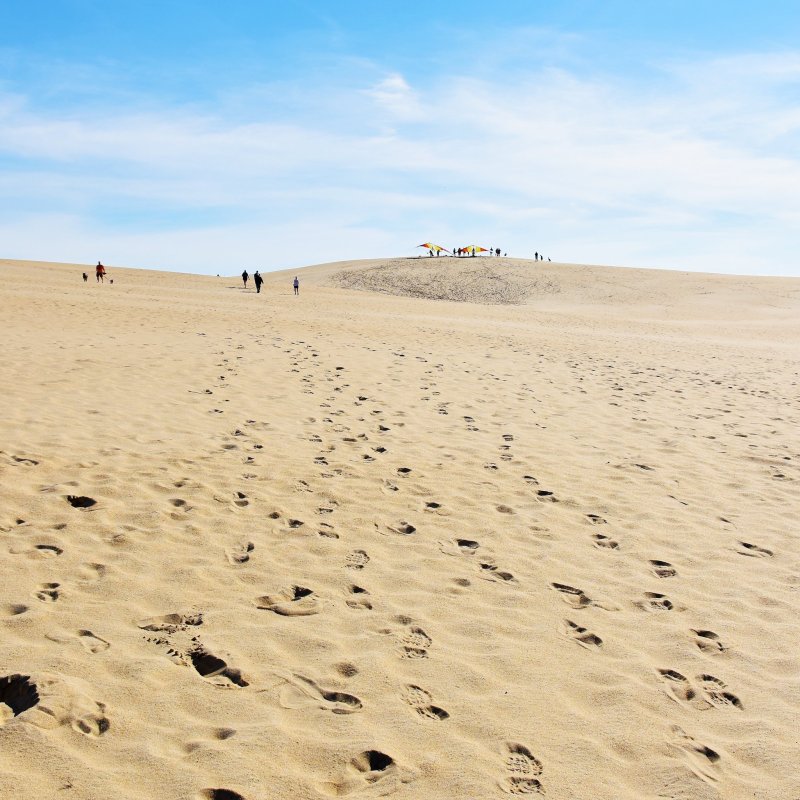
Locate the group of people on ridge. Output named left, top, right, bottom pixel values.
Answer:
left=241, top=270, right=299, bottom=295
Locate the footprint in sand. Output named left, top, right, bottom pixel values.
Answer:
left=280, top=674, right=362, bottom=714
left=10, top=543, right=64, bottom=559
left=401, top=685, right=449, bottom=721
left=78, top=630, right=110, bottom=653
left=479, top=561, right=516, bottom=583
left=397, top=625, right=432, bottom=659
left=1, top=674, right=110, bottom=736
left=736, top=541, right=773, bottom=558
left=658, top=669, right=703, bottom=707
left=535, top=490, right=557, bottom=502
left=137, top=612, right=203, bottom=632
left=692, top=629, right=727, bottom=654
left=561, top=619, right=602, bottom=649
left=187, top=647, right=248, bottom=688
left=501, top=742, right=544, bottom=795
left=668, top=725, right=721, bottom=784
left=439, top=538, right=480, bottom=557
left=637, top=592, right=675, bottom=612
left=382, top=521, right=416, bottom=536
left=318, top=523, right=338, bottom=539
left=320, top=750, right=408, bottom=797
left=71, top=700, right=111, bottom=737
left=255, top=586, right=322, bottom=616
left=697, top=674, right=742, bottom=709
left=2, top=604, right=29, bottom=617
left=11, top=455, right=39, bottom=466
left=650, top=560, right=677, bottom=578
left=586, top=514, right=607, bottom=524
left=36, top=544, right=64, bottom=557
left=226, top=542, right=254, bottom=564
left=65, top=495, right=97, bottom=509
left=345, top=550, right=370, bottom=570
left=201, top=791, right=247, bottom=800
left=592, top=533, right=619, bottom=549
left=550, top=582, right=595, bottom=609
left=78, top=562, right=106, bottom=581
left=34, top=582, right=60, bottom=603
left=346, top=585, right=372, bottom=610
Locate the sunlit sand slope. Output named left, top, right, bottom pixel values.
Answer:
left=1, top=257, right=799, bottom=800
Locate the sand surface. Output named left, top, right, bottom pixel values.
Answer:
left=1, top=256, right=799, bottom=800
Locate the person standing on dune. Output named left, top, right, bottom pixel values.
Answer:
left=242, top=270, right=249, bottom=288
left=95, top=262, right=106, bottom=283
left=293, top=276, right=299, bottom=296
left=254, top=271, right=263, bottom=294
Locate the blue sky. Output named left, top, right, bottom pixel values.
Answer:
left=2, top=1, right=800, bottom=275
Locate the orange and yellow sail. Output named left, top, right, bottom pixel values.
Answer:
left=417, top=243, right=450, bottom=252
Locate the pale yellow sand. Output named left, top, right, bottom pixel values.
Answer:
left=1, top=256, right=798, bottom=800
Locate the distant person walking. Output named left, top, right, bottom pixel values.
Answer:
left=95, top=262, right=106, bottom=283
left=242, top=269, right=249, bottom=288
left=495, top=247, right=500, bottom=257
left=534, top=252, right=539, bottom=261
left=293, top=276, right=299, bottom=296
left=254, top=271, right=263, bottom=294
left=82, top=272, right=88, bottom=282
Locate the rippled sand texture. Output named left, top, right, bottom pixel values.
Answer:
left=1, top=256, right=799, bottom=800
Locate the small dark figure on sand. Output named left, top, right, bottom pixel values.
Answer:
left=242, top=270, right=249, bottom=288
left=293, top=276, right=299, bottom=296
left=254, top=271, right=263, bottom=294
left=82, top=272, right=88, bottom=282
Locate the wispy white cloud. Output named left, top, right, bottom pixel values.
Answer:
left=1, top=49, right=799, bottom=275
left=364, top=73, right=423, bottom=120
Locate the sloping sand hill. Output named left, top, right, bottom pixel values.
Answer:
left=1, top=257, right=799, bottom=800
left=276, top=256, right=800, bottom=319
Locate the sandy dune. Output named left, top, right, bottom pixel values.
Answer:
left=1, top=256, right=799, bottom=800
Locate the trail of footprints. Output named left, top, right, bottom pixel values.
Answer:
left=5, top=341, right=784, bottom=797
